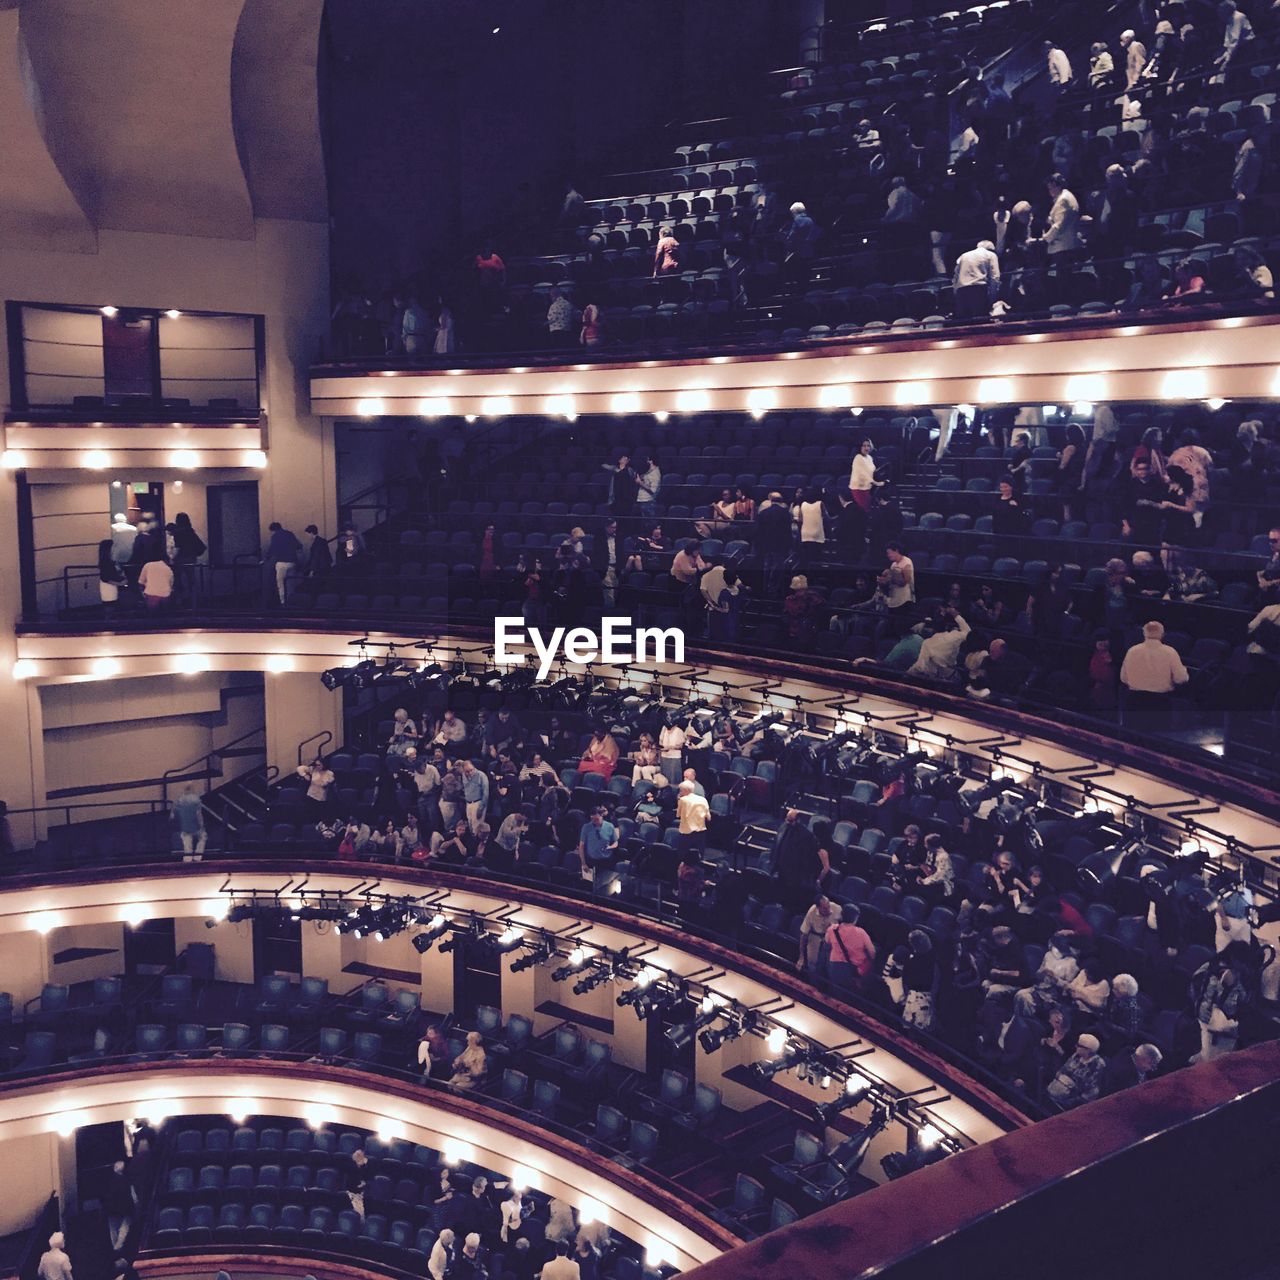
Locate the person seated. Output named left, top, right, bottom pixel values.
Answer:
left=1046, top=1033, right=1105, bottom=1108
left=1067, top=955, right=1112, bottom=1018
left=387, top=708, right=418, bottom=759
left=625, top=524, right=670, bottom=573
left=578, top=728, right=620, bottom=780
left=631, top=732, right=663, bottom=784
left=634, top=788, right=664, bottom=827
left=447, top=1031, right=489, bottom=1090
left=431, top=819, right=477, bottom=865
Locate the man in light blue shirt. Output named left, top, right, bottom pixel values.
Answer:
left=172, top=786, right=206, bottom=859
left=577, top=808, right=618, bottom=874
left=460, top=761, right=489, bottom=834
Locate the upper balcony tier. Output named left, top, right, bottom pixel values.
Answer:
left=3, top=302, right=267, bottom=469
left=309, top=310, right=1280, bottom=420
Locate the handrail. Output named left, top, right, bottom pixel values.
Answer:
left=160, top=724, right=267, bottom=806
left=298, top=729, right=334, bottom=767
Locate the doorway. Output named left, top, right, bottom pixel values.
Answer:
left=206, top=482, right=261, bottom=564
left=253, top=914, right=303, bottom=981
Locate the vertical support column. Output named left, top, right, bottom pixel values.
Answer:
left=265, top=670, right=343, bottom=777
left=610, top=994, right=648, bottom=1073
left=419, top=942, right=455, bottom=1015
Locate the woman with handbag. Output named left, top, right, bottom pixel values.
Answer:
left=1194, top=952, right=1245, bottom=1062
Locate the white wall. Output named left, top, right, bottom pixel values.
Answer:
left=39, top=672, right=264, bottom=806
left=0, top=214, right=333, bottom=823
left=47, top=921, right=124, bottom=990
left=265, top=670, right=342, bottom=778
left=0, top=931, right=48, bottom=1007
left=0, top=1133, right=60, bottom=1235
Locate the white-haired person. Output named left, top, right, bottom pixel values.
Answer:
left=1046, top=1033, right=1105, bottom=1108
left=38, top=1234, right=73, bottom=1280
left=1103, top=1042, right=1162, bottom=1094
left=1120, top=620, right=1189, bottom=730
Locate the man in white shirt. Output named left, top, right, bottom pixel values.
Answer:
left=908, top=611, right=971, bottom=680
left=677, top=779, right=711, bottom=854
left=427, top=1228, right=454, bottom=1280
left=138, top=558, right=174, bottom=610
left=541, top=1241, right=581, bottom=1280
left=1218, top=0, right=1254, bottom=68
left=37, top=1235, right=73, bottom=1280
left=700, top=564, right=741, bottom=640
left=1039, top=173, right=1081, bottom=257
left=1120, top=620, right=1189, bottom=729
left=1044, top=40, right=1073, bottom=86
left=952, top=240, right=1000, bottom=317
left=1119, top=30, right=1147, bottom=87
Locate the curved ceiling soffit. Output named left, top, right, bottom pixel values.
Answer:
left=231, top=0, right=327, bottom=223
left=17, top=0, right=254, bottom=240
left=0, top=7, right=95, bottom=250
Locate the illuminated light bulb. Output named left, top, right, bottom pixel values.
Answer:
left=894, top=381, right=929, bottom=406
left=121, top=903, right=149, bottom=928
left=164, top=309, right=182, bottom=319
left=417, top=397, right=451, bottom=417
left=1272, top=368, right=1280, bottom=396
left=90, top=656, right=122, bottom=679
left=1160, top=368, right=1207, bottom=401
left=173, top=652, right=210, bottom=675
left=1073, top=402, right=1094, bottom=417
left=645, top=1238, right=673, bottom=1268
left=497, top=927, right=524, bottom=948
left=653, top=410, right=669, bottom=423
left=172, top=481, right=184, bottom=493
left=746, top=388, right=778, bottom=419
left=480, top=395, right=514, bottom=417
left=464, top=414, right=477, bottom=423
left=700, top=992, right=724, bottom=1013
left=510, top=1164, right=536, bottom=1191
left=204, top=898, right=229, bottom=921
left=976, top=377, right=1014, bottom=403
left=1206, top=397, right=1227, bottom=411
left=674, top=388, right=712, bottom=413
left=265, top=654, right=294, bottom=674
left=29, top=912, right=58, bottom=934
left=144, top=1100, right=175, bottom=1125
left=53, top=1110, right=88, bottom=1138
left=82, top=450, right=111, bottom=469
left=12, top=660, right=37, bottom=680
left=818, top=383, right=852, bottom=408
left=611, top=392, right=642, bottom=414
left=846, top=1073, right=868, bottom=1096
left=355, top=397, right=386, bottom=417
left=544, top=394, right=577, bottom=420
left=1064, top=373, right=1107, bottom=402
left=1, top=450, right=27, bottom=469
left=766, top=1026, right=787, bottom=1055
left=578, top=1197, right=604, bottom=1226
left=227, top=1100, right=256, bottom=1125
left=568, top=945, right=587, bottom=968
left=441, top=1138, right=471, bottom=1165
left=244, top=450, right=268, bottom=469
left=918, top=1124, right=943, bottom=1148
left=376, top=1120, right=405, bottom=1144
left=636, top=966, right=661, bottom=988
left=304, top=1104, right=336, bottom=1129
left=100, top=306, right=118, bottom=317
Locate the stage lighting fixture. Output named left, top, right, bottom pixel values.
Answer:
left=226, top=903, right=255, bottom=924
left=510, top=936, right=555, bottom=972
left=412, top=911, right=451, bottom=953
left=814, top=1072, right=871, bottom=1125
left=667, top=996, right=726, bottom=1051
left=551, top=945, right=589, bottom=983
left=482, top=926, right=526, bottom=955
left=1078, top=836, right=1144, bottom=891
left=572, top=964, right=610, bottom=996
left=829, top=1106, right=889, bottom=1176
left=752, top=1044, right=806, bottom=1081
left=349, top=660, right=379, bottom=690
left=320, top=667, right=351, bottom=691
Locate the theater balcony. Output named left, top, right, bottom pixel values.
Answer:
left=308, top=309, right=1280, bottom=421
left=3, top=303, right=268, bottom=470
